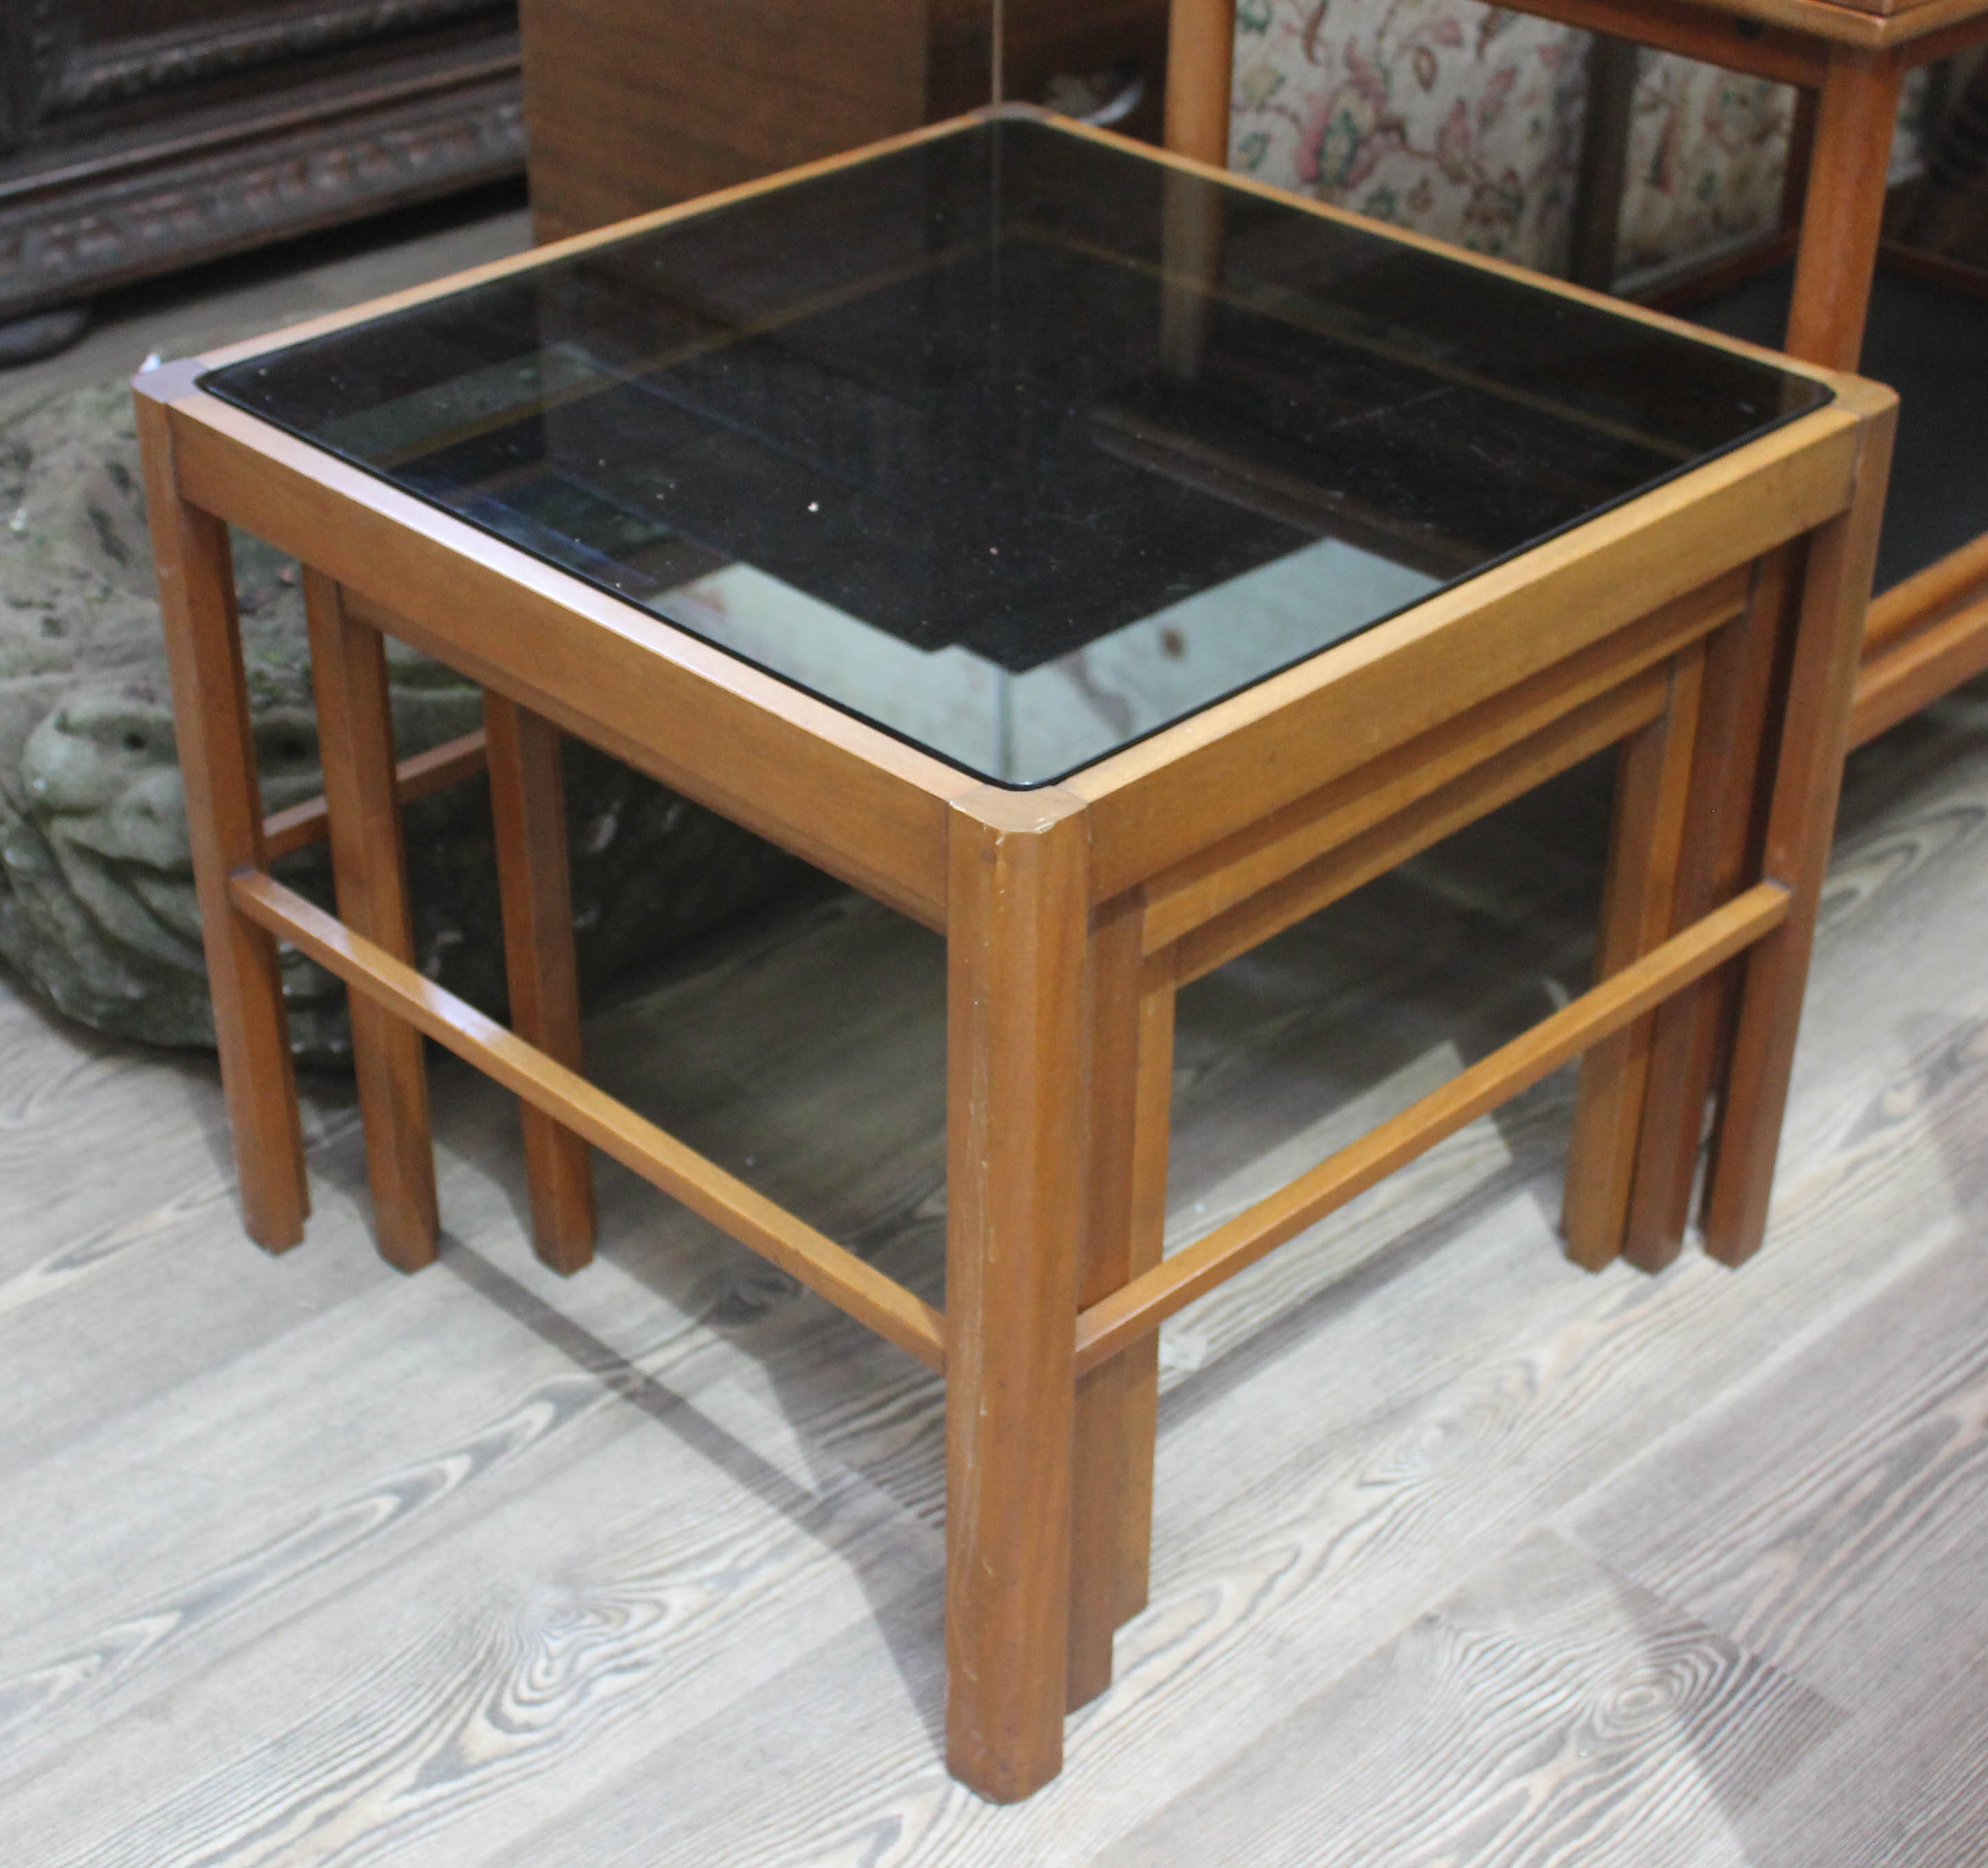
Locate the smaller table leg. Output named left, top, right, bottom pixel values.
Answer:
left=1702, top=410, right=1897, bottom=1263
left=1563, top=642, right=1705, bottom=1270
left=137, top=387, right=308, bottom=1249
left=484, top=692, right=596, bottom=1274
left=304, top=571, right=438, bottom=1272
left=1620, top=552, right=1800, bottom=1270
left=1068, top=916, right=1174, bottom=1709
left=1785, top=45, right=1906, bottom=370
left=1164, top=0, right=1237, bottom=167
left=945, top=787, right=1090, bottom=1803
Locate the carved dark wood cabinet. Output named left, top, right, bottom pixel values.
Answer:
left=0, top=1, right=526, bottom=324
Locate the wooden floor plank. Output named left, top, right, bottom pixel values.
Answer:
left=1094, top=1530, right=1841, bottom=1868
left=1569, top=1233, right=1988, bottom=1696
left=3, top=1381, right=938, bottom=1868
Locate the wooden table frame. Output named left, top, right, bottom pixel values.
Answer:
left=135, top=106, right=1894, bottom=1802
left=1166, top=0, right=1988, bottom=748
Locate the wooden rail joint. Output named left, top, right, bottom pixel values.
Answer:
left=226, top=868, right=948, bottom=1372
left=263, top=728, right=491, bottom=859
left=1071, top=880, right=1793, bottom=1377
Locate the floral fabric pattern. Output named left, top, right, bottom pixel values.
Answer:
left=1227, top=0, right=1923, bottom=281
left=1231, top=0, right=1589, bottom=271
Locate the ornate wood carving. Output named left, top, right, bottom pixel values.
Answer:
left=47, top=1, right=512, bottom=116
left=1, top=67, right=522, bottom=315
left=0, top=2, right=522, bottom=319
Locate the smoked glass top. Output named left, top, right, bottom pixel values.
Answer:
left=201, top=113, right=1827, bottom=787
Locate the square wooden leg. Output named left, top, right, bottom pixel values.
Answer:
left=304, top=570, right=439, bottom=1272
left=135, top=383, right=308, bottom=1250
left=1620, top=552, right=1800, bottom=1271
left=484, top=692, right=596, bottom=1274
left=1785, top=46, right=1906, bottom=371
left=943, top=787, right=1090, bottom=1803
left=1563, top=642, right=1705, bottom=1270
left=1702, top=411, right=1897, bottom=1263
left=1068, top=914, right=1173, bottom=1709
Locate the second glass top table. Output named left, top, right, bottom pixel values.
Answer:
left=199, top=113, right=1825, bottom=785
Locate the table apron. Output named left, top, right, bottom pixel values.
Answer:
left=1071, top=408, right=1862, bottom=901
left=166, top=397, right=968, bottom=930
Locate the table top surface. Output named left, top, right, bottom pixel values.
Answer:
left=201, top=115, right=1828, bottom=787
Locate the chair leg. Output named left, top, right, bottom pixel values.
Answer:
left=484, top=692, right=596, bottom=1274
left=304, top=570, right=438, bottom=1272
left=136, top=382, right=308, bottom=1250
left=944, top=788, right=1090, bottom=1803
left=1563, top=643, right=1705, bottom=1270
left=1069, top=917, right=1174, bottom=1709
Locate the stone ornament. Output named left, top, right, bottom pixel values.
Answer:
left=0, top=380, right=801, bottom=1061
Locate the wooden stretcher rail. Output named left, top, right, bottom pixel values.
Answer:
left=1073, top=880, right=1792, bottom=1375
left=228, top=870, right=948, bottom=1371
left=1849, top=587, right=1988, bottom=745
left=1863, top=529, right=1988, bottom=656
left=1174, top=668, right=1672, bottom=984
left=263, top=729, right=491, bottom=859
left=1142, top=576, right=1742, bottom=956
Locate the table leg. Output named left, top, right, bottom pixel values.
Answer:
left=136, top=387, right=308, bottom=1250
left=1563, top=642, right=1705, bottom=1270
left=484, top=692, right=596, bottom=1274
left=304, top=571, right=438, bottom=1272
left=1785, top=45, right=1906, bottom=370
left=1164, top=0, right=1236, bottom=167
left=1068, top=915, right=1174, bottom=1709
left=945, top=787, right=1090, bottom=1803
left=1701, top=408, right=1897, bottom=1264
left=1566, top=33, right=1640, bottom=291
left=1620, top=552, right=1800, bottom=1271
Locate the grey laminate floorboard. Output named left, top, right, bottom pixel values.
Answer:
left=1094, top=1529, right=1843, bottom=1868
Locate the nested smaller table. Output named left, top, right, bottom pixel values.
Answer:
left=1168, top=0, right=1988, bottom=747
left=136, top=107, right=1891, bottom=1800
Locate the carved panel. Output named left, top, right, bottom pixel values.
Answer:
left=49, top=1, right=513, bottom=117
left=0, top=1, right=522, bottom=316
left=0, top=71, right=524, bottom=315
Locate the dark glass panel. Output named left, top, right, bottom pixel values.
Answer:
left=203, top=114, right=1826, bottom=785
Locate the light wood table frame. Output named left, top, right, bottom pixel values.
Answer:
left=135, top=110, right=1894, bottom=1803
left=1167, top=0, right=1988, bottom=747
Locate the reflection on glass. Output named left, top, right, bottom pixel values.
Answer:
left=202, top=113, right=1827, bottom=787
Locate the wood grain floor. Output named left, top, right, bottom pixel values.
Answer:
left=4, top=221, right=1988, bottom=1865
left=0, top=693, right=1982, bottom=1866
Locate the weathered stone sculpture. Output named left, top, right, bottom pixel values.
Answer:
left=0, top=381, right=803, bottom=1063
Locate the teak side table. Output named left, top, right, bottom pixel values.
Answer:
left=1167, top=0, right=1988, bottom=747
left=135, top=109, right=1893, bottom=1800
